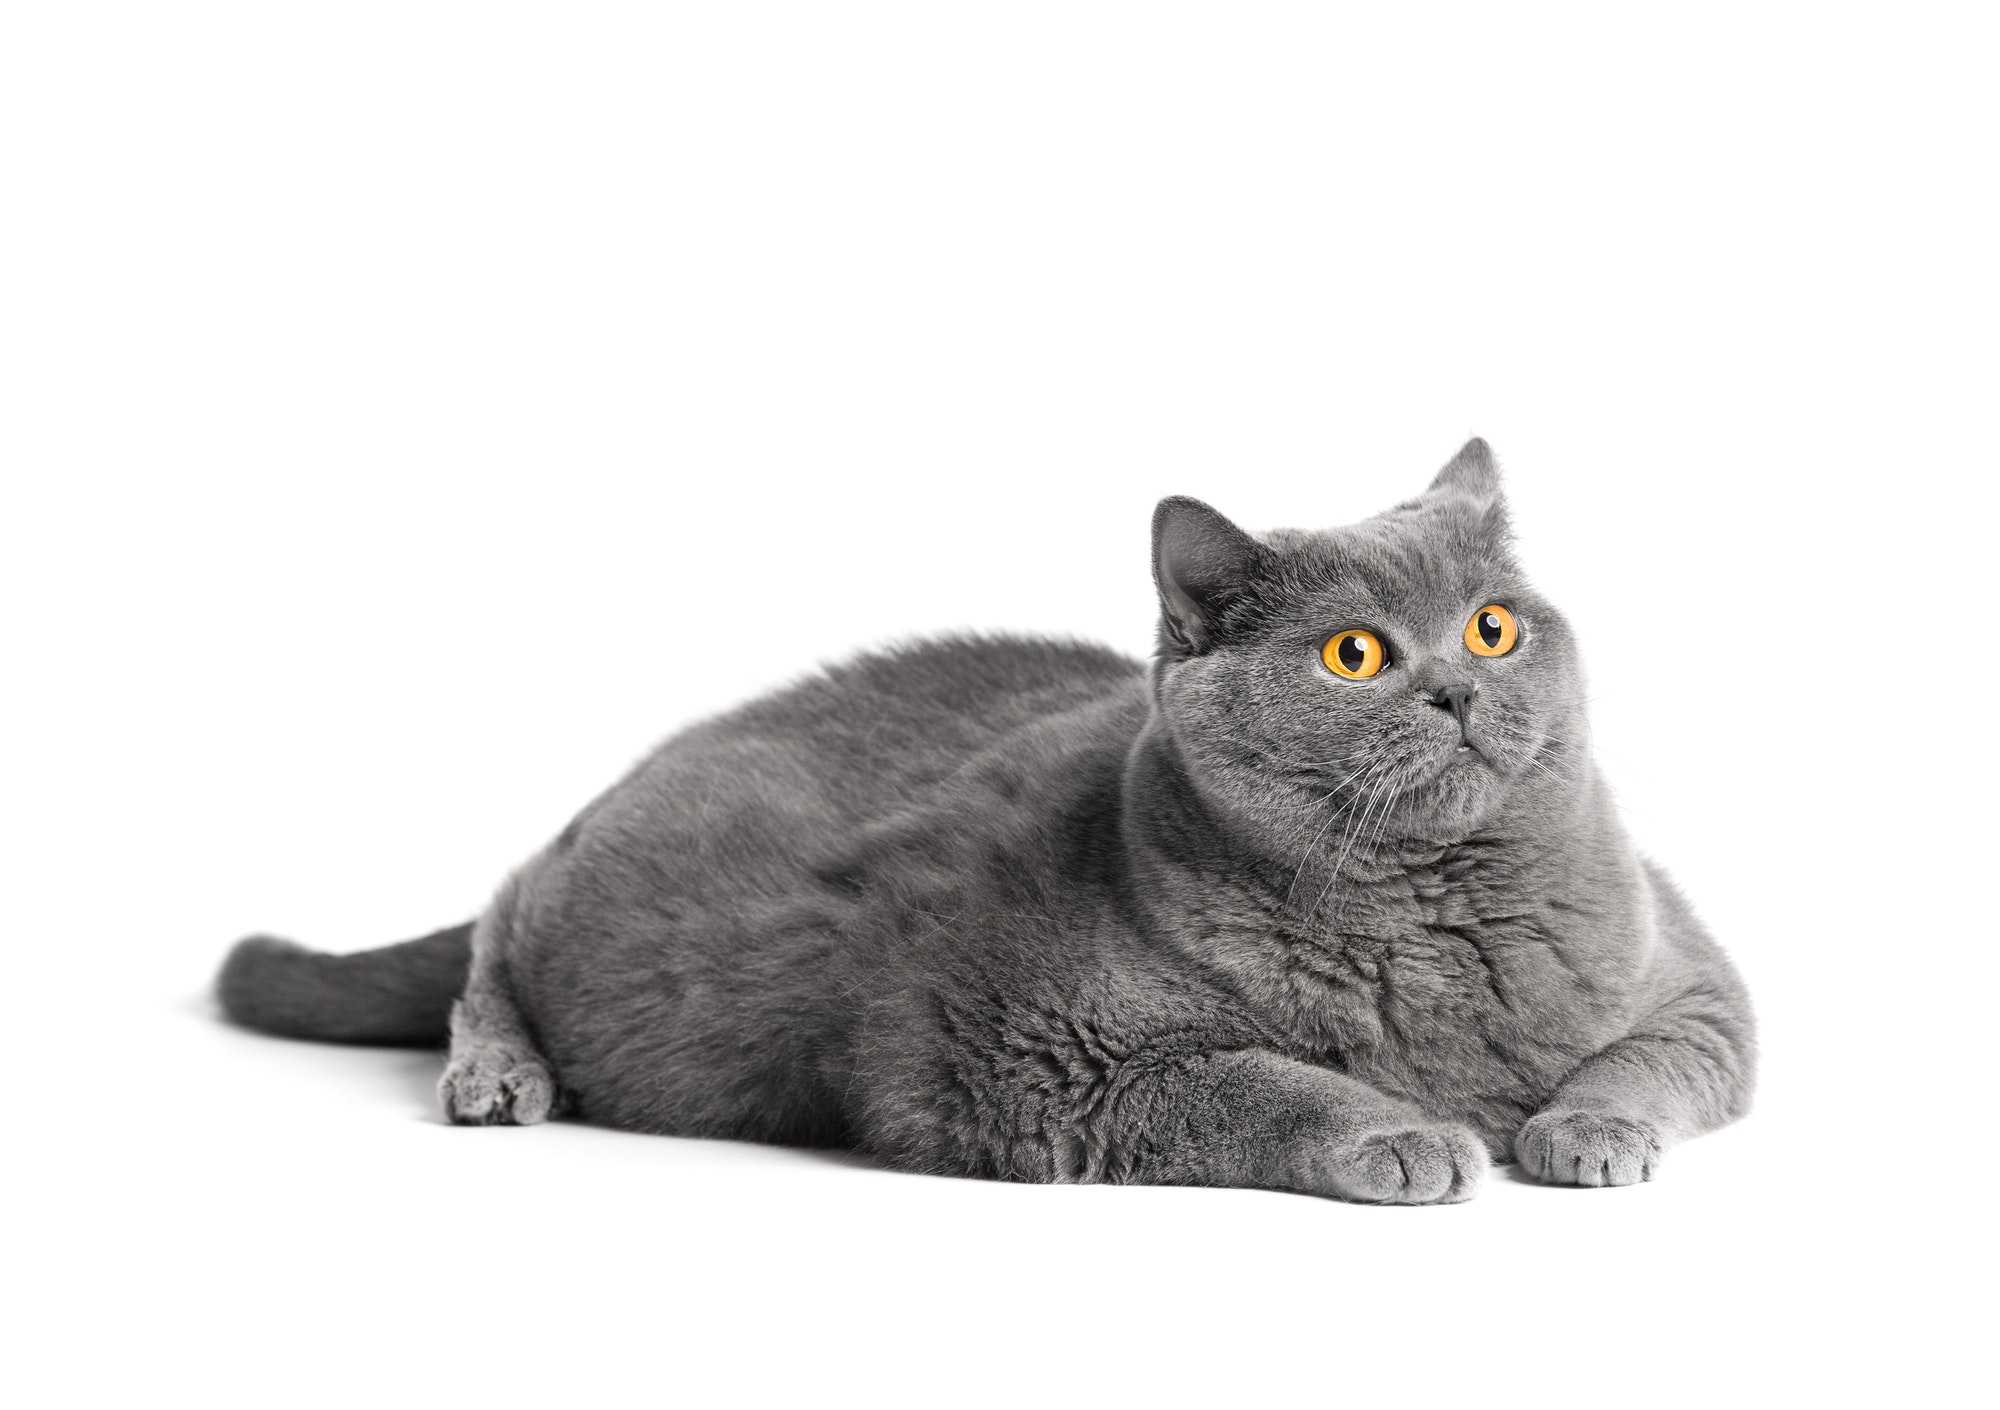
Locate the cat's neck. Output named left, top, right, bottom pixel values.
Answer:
left=1118, top=712, right=1606, bottom=926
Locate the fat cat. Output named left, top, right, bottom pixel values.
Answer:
left=219, top=440, right=1755, bottom=1202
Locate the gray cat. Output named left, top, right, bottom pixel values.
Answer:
left=219, top=440, right=1755, bottom=1202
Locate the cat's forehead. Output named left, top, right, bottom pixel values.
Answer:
left=1264, top=506, right=1513, bottom=623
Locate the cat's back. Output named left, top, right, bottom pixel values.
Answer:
left=762, top=632, right=1144, bottom=799
left=530, top=633, right=1143, bottom=917
left=646, top=632, right=1140, bottom=823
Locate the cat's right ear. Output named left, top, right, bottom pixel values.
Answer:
left=1152, top=496, right=1260, bottom=654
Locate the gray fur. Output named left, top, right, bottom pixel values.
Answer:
left=219, top=439, right=1755, bottom=1201
left=218, top=923, right=472, bottom=1046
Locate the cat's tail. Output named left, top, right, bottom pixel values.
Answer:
left=216, top=921, right=474, bottom=1046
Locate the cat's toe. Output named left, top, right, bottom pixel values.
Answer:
left=498, top=1064, right=557, bottom=1123
left=1326, top=1123, right=1487, bottom=1204
left=1514, top=1109, right=1659, bottom=1186
left=439, top=1049, right=557, bottom=1126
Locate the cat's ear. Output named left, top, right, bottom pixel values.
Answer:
left=1152, top=496, right=1261, bottom=654
left=1426, top=437, right=1501, bottom=508
left=1423, top=437, right=1510, bottom=535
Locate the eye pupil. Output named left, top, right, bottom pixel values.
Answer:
left=1322, top=628, right=1386, bottom=678
left=1464, top=604, right=1517, bottom=658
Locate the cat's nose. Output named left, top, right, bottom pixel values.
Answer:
left=1425, top=682, right=1477, bottom=733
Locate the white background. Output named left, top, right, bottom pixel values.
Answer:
left=5, top=5, right=1995, bottom=1406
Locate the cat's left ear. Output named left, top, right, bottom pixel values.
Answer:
left=1152, top=496, right=1261, bottom=654
left=1424, top=437, right=1509, bottom=534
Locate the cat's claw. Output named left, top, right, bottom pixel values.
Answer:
left=1515, top=1108, right=1660, bottom=1186
left=439, top=1048, right=559, bottom=1126
left=1322, top=1122, right=1488, bottom=1204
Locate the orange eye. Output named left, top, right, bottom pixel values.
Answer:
left=1321, top=629, right=1388, bottom=679
left=1464, top=604, right=1519, bottom=657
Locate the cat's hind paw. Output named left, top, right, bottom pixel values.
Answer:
left=1514, top=1108, right=1660, bottom=1187
left=1322, top=1122, right=1488, bottom=1205
left=439, top=1046, right=559, bottom=1126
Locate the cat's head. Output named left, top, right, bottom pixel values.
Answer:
left=1150, top=439, right=1584, bottom=842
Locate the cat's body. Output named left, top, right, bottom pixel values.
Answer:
left=221, top=442, right=1755, bottom=1201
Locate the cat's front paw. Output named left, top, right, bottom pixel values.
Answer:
left=1515, top=1108, right=1661, bottom=1187
left=1321, top=1122, right=1488, bottom=1205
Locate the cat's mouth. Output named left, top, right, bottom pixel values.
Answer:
left=1440, top=739, right=1492, bottom=772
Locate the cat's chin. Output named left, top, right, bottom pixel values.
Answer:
left=1393, top=752, right=1507, bottom=836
